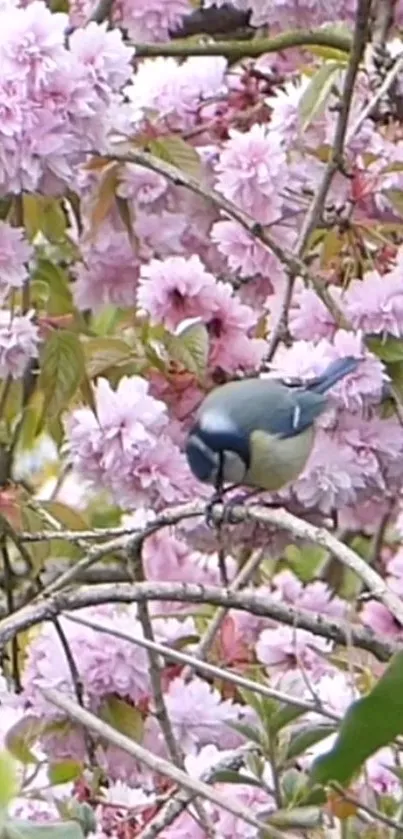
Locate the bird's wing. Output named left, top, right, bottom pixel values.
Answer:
left=252, top=388, right=326, bottom=439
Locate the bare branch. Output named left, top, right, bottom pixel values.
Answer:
left=182, top=549, right=264, bottom=679
left=131, top=30, right=352, bottom=60
left=0, top=580, right=395, bottom=662
left=372, top=0, right=397, bottom=51
left=104, top=147, right=350, bottom=330
left=226, top=504, right=403, bottom=626
left=137, top=744, right=257, bottom=839
left=32, top=499, right=403, bottom=628
left=267, top=0, right=372, bottom=359
left=41, top=688, right=297, bottom=839
left=127, top=544, right=215, bottom=835
left=347, top=50, right=403, bottom=140
left=296, top=0, right=372, bottom=256
left=64, top=611, right=340, bottom=722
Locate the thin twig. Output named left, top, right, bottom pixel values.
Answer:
left=63, top=611, right=340, bottom=722
left=182, top=549, right=264, bottom=680
left=137, top=744, right=257, bottom=839
left=37, top=502, right=202, bottom=597
left=87, top=0, right=113, bottom=23
left=1, top=542, right=20, bottom=692
left=52, top=617, right=96, bottom=764
left=296, top=0, right=372, bottom=256
left=103, top=148, right=350, bottom=330
left=127, top=543, right=215, bottom=835
left=40, top=688, right=298, bottom=839
left=330, top=781, right=403, bottom=833
left=267, top=0, right=371, bottom=359
left=34, top=499, right=403, bottom=628
left=347, top=51, right=403, bottom=141
left=371, top=0, right=397, bottom=48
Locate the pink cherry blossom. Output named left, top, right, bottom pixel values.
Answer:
left=73, top=224, right=141, bottom=310
left=137, top=254, right=217, bottom=330
left=206, top=280, right=266, bottom=373
left=0, top=222, right=33, bottom=300
left=0, top=309, right=39, bottom=379
left=65, top=375, right=202, bottom=509
left=360, top=600, right=402, bottom=638
left=289, top=283, right=339, bottom=341
left=215, top=124, right=286, bottom=224
left=345, top=259, right=403, bottom=337
left=163, top=676, right=244, bottom=752
left=256, top=625, right=331, bottom=680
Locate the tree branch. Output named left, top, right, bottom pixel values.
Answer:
left=295, top=0, right=372, bottom=256
left=104, top=148, right=350, bottom=330
left=30, top=498, right=403, bottom=628
left=267, top=0, right=371, bottom=359
left=41, top=688, right=296, bottom=839
left=131, top=29, right=352, bottom=60
left=0, top=580, right=395, bottom=662
left=127, top=543, right=214, bottom=835
left=137, top=744, right=257, bottom=839
left=64, top=611, right=340, bottom=721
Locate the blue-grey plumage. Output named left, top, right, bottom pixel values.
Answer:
left=185, top=356, right=359, bottom=492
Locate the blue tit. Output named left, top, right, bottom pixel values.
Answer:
left=185, top=356, right=359, bottom=494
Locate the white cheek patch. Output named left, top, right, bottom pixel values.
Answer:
left=223, top=450, right=247, bottom=484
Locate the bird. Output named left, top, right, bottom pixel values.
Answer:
left=185, top=356, right=359, bottom=497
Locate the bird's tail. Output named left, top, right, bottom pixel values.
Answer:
left=309, top=356, right=359, bottom=394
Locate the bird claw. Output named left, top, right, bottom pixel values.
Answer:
left=205, top=489, right=252, bottom=527
left=205, top=492, right=224, bottom=528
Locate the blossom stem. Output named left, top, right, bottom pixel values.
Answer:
left=130, top=29, right=352, bottom=60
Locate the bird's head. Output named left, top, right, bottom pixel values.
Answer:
left=185, top=410, right=250, bottom=486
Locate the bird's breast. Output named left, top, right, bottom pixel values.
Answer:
left=245, top=427, right=315, bottom=491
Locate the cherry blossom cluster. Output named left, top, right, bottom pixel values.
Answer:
left=1, top=0, right=403, bottom=835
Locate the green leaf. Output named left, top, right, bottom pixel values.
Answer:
left=269, top=704, right=308, bottom=734
left=32, top=260, right=74, bottom=316
left=285, top=724, right=337, bottom=762
left=1, top=819, right=84, bottom=839
left=83, top=337, right=132, bottom=379
left=148, top=136, right=203, bottom=179
left=281, top=768, right=309, bottom=806
left=165, top=320, right=209, bottom=378
left=268, top=806, right=322, bottom=829
left=299, top=62, right=343, bottom=131
left=5, top=716, right=42, bottom=766
left=48, top=760, right=83, bottom=785
left=284, top=544, right=327, bottom=582
left=228, top=722, right=264, bottom=747
left=366, top=335, right=403, bottom=363
left=0, top=751, right=19, bottom=812
left=55, top=801, right=96, bottom=837
left=99, top=697, right=144, bottom=742
left=238, top=687, right=275, bottom=720
left=310, top=650, right=403, bottom=789
left=38, top=331, right=85, bottom=420
left=38, top=502, right=88, bottom=532
left=209, top=769, right=263, bottom=788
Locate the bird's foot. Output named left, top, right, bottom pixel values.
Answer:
left=205, top=491, right=225, bottom=528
